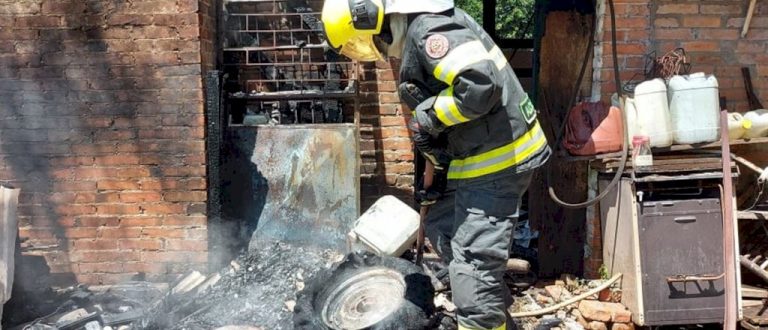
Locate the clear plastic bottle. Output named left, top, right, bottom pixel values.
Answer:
left=632, top=135, right=653, bottom=171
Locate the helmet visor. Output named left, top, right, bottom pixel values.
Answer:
left=339, top=34, right=383, bottom=62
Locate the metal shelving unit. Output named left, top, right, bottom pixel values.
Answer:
left=221, top=0, right=359, bottom=125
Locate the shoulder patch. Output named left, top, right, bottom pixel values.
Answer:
left=425, top=34, right=450, bottom=59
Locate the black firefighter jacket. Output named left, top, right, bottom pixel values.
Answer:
left=398, top=8, right=551, bottom=181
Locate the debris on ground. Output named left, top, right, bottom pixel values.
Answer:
left=142, top=241, right=343, bottom=330
left=11, top=241, right=343, bottom=330
left=509, top=275, right=632, bottom=330
left=10, top=281, right=164, bottom=330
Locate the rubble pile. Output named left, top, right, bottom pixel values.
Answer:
left=11, top=242, right=343, bottom=330
left=144, top=241, right=343, bottom=330
left=10, top=282, right=164, bottom=330
left=510, top=275, right=633, bottom=330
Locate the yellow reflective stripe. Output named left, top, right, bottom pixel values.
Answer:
left=434, top=87, right=470, bottom=126
left=433, top=40, right=490, bottom=84
left=458, top=322, right=506, bottom=330
left=448, top=122, right=547, bottom=180
left=489, top=45, right=509, bottom=71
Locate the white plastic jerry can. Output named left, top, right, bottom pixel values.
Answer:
left=668, top=73, right=721, bottom=144
left=633, top=78, right=674, bottom=147
left=348, top=195, right=420, bottom=257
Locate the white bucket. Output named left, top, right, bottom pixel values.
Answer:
left=727, top=113, right=752, bottom=140
left=743, top=109, right=768, bottom=138
left=668, top=73, right=721, bottom=144
left=633, top=79, right=673, bottom=147
left=349, top=195, right=420, bottom=257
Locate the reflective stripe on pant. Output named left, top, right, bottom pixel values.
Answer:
left=425, top=170, right=532, bottom=330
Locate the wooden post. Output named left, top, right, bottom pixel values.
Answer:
left=529, top=8, right=595, bottom=278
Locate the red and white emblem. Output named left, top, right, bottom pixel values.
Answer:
left=426, top=34, right=450, bottom=59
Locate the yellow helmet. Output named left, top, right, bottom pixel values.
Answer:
left=321, top=0, right=385, bottom=62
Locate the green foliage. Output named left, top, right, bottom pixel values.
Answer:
left=454, top=0, right=535, bottom=39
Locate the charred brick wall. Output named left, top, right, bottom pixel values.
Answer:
left=0, top=0, right=212, bottom=285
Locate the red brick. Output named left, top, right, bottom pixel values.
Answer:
left=699, top=5, right=744, bottom=15
left=161, top=166, right=206, bottom=177
left=163, top=215, right=206, bottom=226
left=96, top=204, right=141, bottom=215
left=56, top=204, right=97, bottom=216
left=64, top=227, right=99, bottom=239
left=119, top=192, right=162, bottom=202
left=166, top=239, right=207, bottom=251
left=163, top=191, right=206, bottom=202
left=655, top=28, right=693, bottom=40
left=97, top=180, right=141, bottom=190
left=143, top=251, right=202, bottom=262
left=14, top=16, right=63, bottom=28
left=381, top=139, right=413, bottom=151
left=119, top=216, right=163, bottom=227
left=142, top=227, right=187, bottom=238
left=697, top=29, right=739, bottom=40
left=119, top=239, right=162, bottom=250
left=185, top=228, right=207, bottom=240
left=93, top=155, right=141, bottom=165
left=615, top=43, right=647, bottom=54
left=73, top=251, right=141, bottom=263
left=99, top=227, right=142, bottom=239
left=78, top=216, right=120, bottom=227
left=654, top=18, right=679, bottom=28
left=682, top=16, right=722, bottom=28
left=77, top=263, right=126, bottom=273
left=72, top=239, right=117, bottom=250
left=682, top=41, right=720, bottom=52
left=656, top=4, right=698, bottom=14
left=115, top=167, right=151, bottom=178
left=141, top=203, right=186, bottom=215
left=122, top=262, right=166, bottom=273
left=53, top=181, right=98, bottom=192
left=96, top=192, right=121, bottom=203
left=737, top=41, right=767, bottom=53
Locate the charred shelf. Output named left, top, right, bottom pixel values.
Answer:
left=223, top=44, right=326, bottom=52
left=228, top=90, right=357, bottom=100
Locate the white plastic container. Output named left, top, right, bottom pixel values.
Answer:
left=349, top=195, right=420, bottom=257
left=622, top=96, right=639, bottom=148
left=668, top=73, right=721, bottom=144
left=633, top=79, right=673, bottom=147
left=743, top=109, right=768, bottom=138
left=727, top=113, right=752, bottom=140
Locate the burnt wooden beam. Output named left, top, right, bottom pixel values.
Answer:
left=528, top=8, right=595, bottom=278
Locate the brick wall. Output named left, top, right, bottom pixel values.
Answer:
left=595, top=0, right=768, bottom=111
left=1, top=0, right=211, bottom=284
left=586, top=0, right=768, bottom=278
left=359, top=60, right=415, bottom=209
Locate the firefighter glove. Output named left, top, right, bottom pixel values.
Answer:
left=416, top=169, right=447, bottom=206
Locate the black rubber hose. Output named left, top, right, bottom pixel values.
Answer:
left=546, top=0, right=630, bottom=209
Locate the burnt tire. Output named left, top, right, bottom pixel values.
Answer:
left=294, top=251, right=435, bottom=330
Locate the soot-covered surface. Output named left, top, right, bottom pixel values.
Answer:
left=144, top=241, right=343, bottom=330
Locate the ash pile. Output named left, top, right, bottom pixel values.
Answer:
left=12, top=242, right=343, bottom=330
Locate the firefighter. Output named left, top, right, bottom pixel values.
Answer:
left=322, top=1, right=551, bottom=329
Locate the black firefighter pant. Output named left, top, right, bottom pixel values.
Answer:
left=425, top=170, right=533, bottom=330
